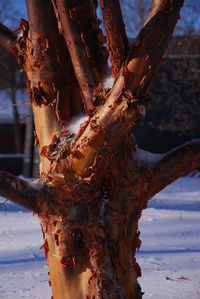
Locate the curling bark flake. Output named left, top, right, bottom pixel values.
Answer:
left=1, top=1, right=200, bottom=299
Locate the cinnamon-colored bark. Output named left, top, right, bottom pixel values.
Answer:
left=68, top=0, right=184, bottom=177
left=19, top=1, right=83, bottom=175
left=100, top=0, right=128, bottom=78
left=53, top=0, right=107, bottom=115
left=1, top=1, right=197, bottom=299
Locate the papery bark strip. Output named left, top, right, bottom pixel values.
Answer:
left=70, top=0, right=184, bottom=177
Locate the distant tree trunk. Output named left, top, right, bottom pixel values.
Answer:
left=0, top=1, right=200, bottom=298
left=9, top=87, right=23, bottom=153
left=23, top=104, right=34, bottom=177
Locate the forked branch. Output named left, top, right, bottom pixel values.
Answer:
left=0, top=22, right=16, bottom=51
left=100, top=0, right=128, bottom=78
left=143, top=139, right=200, bottom=201
left=0, top=171, right=42, bottom=213
left=69, top=0, right=184, bottom=177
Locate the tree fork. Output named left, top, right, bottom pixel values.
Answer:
left=68, top=0, right=184, bottom=177
left=1, top=1, right=199, bottom=299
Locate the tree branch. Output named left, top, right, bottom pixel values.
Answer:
left=103, top=138, right=200, bottom=216
left=126, top=0, right=184, bottom=96
left=0, top=22, right=16, bottom=51
left=61, top=0, right=108, bottom=82
left=53, top=0, right=99, bottom=115
left=0, top=171, right=42, bottom=213
left=24, top=0, right=84, bottom=175
left=69, top=0, right=184, bottom=178
left=143, top=139, right=200, bottom=201
left=100, top=0, right=128, bottom=78
left=25, top=0, right=72, bottom=92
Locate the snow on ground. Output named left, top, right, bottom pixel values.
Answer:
left=0, top=176, right=199, bottom=298
left=138, top=176, right=200, bottom=299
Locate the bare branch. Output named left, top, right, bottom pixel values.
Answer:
left=126, top=0, right=184, bottom=96
left=0, top=22, right=16, bottom=51
left=53, top=0, right=100, bottom=115
left=0, top=171, right=41, bottom=213
left=70, top=74, right=146, bottom=178
left=143, top=139, right=200, bottom=201
left=59, top=0, right=108, bottom=82
left=25, top=0, right=82, bottom=118
left=25, top=0, right=71, bottom=90
left=69, top=1, right=184, bottom=177
left=100, top=0, right=128, bottom=78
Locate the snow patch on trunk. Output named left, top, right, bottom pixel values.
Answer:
left=68, top=114, right=89, bottom=136
left=103, top=67, right=114, bottom=89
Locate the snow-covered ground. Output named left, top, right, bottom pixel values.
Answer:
left=0, top=176, right=199, bottom=299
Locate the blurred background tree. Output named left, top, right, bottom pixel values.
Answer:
left=120, top=0, right=200, bottom=152
left=120, top=0, right=200, bottom=36
left=0, top=0, right=27, bottom=153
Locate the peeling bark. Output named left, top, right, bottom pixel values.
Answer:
left=53, top=0, right=108, bottom=115
left=0, top=1, right=195, bottom=299
left=100, top=0, right=128, bottom=78
left=68, top=0, right=184, bottom=178
left=16, top=1, right=83, bottom=175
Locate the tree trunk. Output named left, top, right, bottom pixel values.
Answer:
left=1, top=1, right=200, bottom=299
left=39, top=187, right=142, bottom=299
